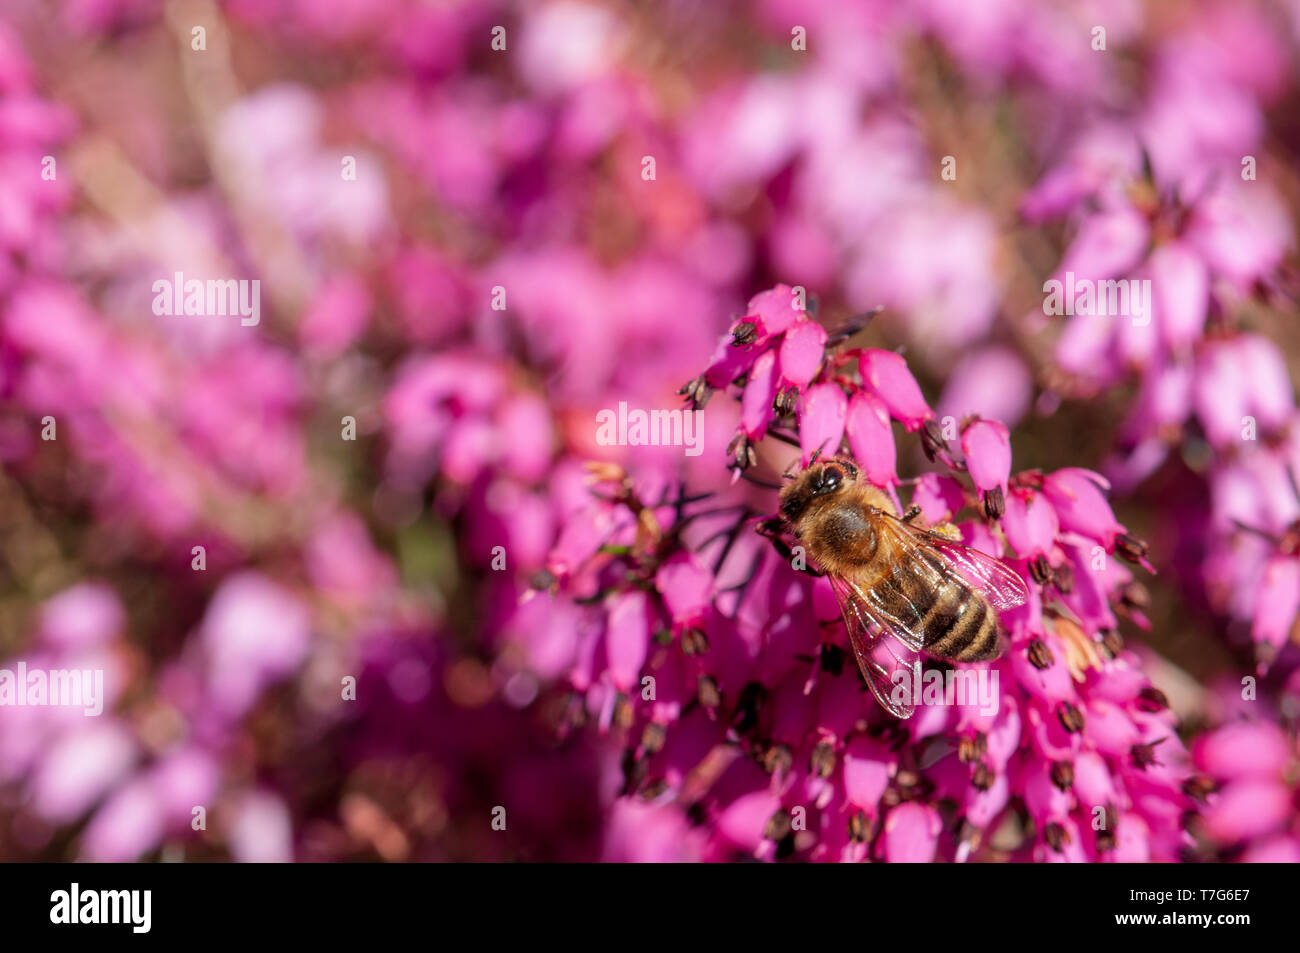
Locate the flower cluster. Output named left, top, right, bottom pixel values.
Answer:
left=2, top=0, right=1298, bottom=864
left=522, top=286, right=1199, bottom=862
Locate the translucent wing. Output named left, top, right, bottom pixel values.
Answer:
left=881, top=516, right=1029, bottom=612
left=827, top=572, right=920, bottom=719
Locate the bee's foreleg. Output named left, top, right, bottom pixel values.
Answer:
left=901, top=504, right=923, bottom=524
left=755, top=518, right=823, bottom=576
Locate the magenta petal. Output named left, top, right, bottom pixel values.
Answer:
left=777, top=319, right=827, bottom=389
left=859, top=349, right=933, bottom=431
left=1203, top=779, right=1292, bottom=842
left=1001, top=489, right=1059, bottom=558
left=38, top=583, right=125, bottom=650
left=1149, top=242, right=1207, bottom=353
left=605, top=590, right=650, bottom=692
left=740, top=348, right=779, bottom=438
left=746, top=284, right=801, bottom=339
left=654, top=551, right=714, bottom=628
left=1042, top=468, right=1124, bottom=547
left=911, top=473, right=966, bottom=525
left=882, top=801, right=941, bottom=862
left=703, top=332, right=759, bottom=388
left=1251, top=555, right=1300, bottom=650
left=1195, top=721, right=1292, bottom=780
left=845, top=391, right=896, bottom=487
left=715, top=789, right=782, bottom=851
left=798, top=382, right=846, bottom=464
left=961, top=419, right=1011, bottom=494
left=1056, top=206, right=1149, bottom=280
left=1071, top=751, right=1116, bottom=807
left=842, top=736, right=892, bottom=811
left=1022, top=761, right=1072, bottom=821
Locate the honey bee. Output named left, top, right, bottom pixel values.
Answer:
left=770, top=454, right=1028, bottom=718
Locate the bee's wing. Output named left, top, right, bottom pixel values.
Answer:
left=826, top=572, right=920, bottom=719
left=883, top=516, right=1030, bottom=612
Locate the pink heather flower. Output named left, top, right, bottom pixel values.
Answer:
left=859, top=349, right=933, bottom=431
left=1041, top=469, right=1126, bottom=550
left=1001, top=489, right=1060, bottom=559
left=602, top=799, right=704, bottom=862
left=744, top=283, right=803, bottom=342
left=37, top=582, right=125, bottom=650
left=1147, top=243, right=1207, bottom=355
left=30, top=722, right=137, bottom=823
left=654, top=552, right=714, bottom=631
left=228, top=790, right=295, bottom=863
left=740, top=348, right=780, bottom=439
left=882, top=802, right=942, bottom=863
left=778, top=318, right=828, bottom=392
left=1053, top=206, right=1149, bottom=284
left=910, top=473, right=966, bottom=525
left=81, top=777, right=164, bottom=863
left=1250, top=556, right=1300, bottom=655
left=938, top=346, right=1033, bottom=430
left=799, top=381, right=847, bottom=464
left=605, top=590, right=651, bottom=693
left=1194, top=721, right=1293, bottom=781
left=962, top=419, right=1011, bottom=498
left=845, top=391, right=897, bottom=488
left=199, top=572, right=311, bottom=718
left=299, top=275, right=372, bottom=360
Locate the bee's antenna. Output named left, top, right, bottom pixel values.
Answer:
left=808, top=447, right=823, bottom=466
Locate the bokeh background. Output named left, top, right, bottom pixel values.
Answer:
left=1, top=0, right=1299, bottom=861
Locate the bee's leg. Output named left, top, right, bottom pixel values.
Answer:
left=901, top=504, right=923, bottom=524
left=755, top=518, right=823, bottom=577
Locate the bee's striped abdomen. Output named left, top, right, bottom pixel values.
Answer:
left=921, top=582, right=1000, bottom=662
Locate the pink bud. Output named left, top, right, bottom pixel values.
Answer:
left=1251, top=555, right=1300, bottom=651
left=845, top=391, right=896, bottom=487
left=1202, top=779, right=1292, bottom=843
left=961, top=419, right=1011, bottom=495
left=745, top=284, right=802, bottom=339
left=605, top=590, right=650, bottom=692
left=882, top=801, right=941, bottom=862
left=740, top=348, right=779, bottom=438
left=715, top=789, right=782, bottom=851
left=1001, top=489, right=1059, bottom=558
left=777, top=318, right=826, bottom=389
left=1195, top=721, right=1293, bottom=780
left=1022, top=761, right=1072, bottom=821
left=1149, top=242, right=1207, bottom=354
left=655, top=552, right=714, bottom=628
left=798, top=382, right=846, bottom=464
left=859, top=349, right=933, bottom=431
left=842, top=736, right=892, bottom=811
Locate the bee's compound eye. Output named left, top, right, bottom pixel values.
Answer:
left=821, top=465, right=843, bottom=491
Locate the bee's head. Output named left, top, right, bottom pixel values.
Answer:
left=778, top=457, right=859, bottom=523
